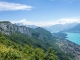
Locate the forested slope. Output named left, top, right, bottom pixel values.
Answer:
left=0, top=21, right=79, bottom=60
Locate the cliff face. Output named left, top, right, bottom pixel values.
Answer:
left=0, top=21, right=31, bottom=36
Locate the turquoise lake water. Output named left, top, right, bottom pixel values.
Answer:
left=66, top=33, right=80, bottom=45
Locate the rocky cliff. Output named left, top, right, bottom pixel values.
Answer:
left=0, top=21, right=31, bottom=36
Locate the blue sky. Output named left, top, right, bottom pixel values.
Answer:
left=0, top=0, right=80, bottom=26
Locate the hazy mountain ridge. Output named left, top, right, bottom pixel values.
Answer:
left=43, top=23, right=78, bottom=32
left=62, top=23, right=80, bottom=33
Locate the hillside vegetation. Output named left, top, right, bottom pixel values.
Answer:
left=0, top=32, right=58, bottom=60
left=0, top=21, right=79, bottom=60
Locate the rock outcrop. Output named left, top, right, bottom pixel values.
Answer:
left=0, top=21, right=31, bottom=36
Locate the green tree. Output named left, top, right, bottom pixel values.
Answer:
left=28, top=48, right=45, bottom=60
left=44, top=47, right=59, bottom=60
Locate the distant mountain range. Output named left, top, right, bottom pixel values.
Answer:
left=15, top=22, right=80, bottom=33
left=43, top=23, right=78, bottom=32
left=62, top=23, right=80, bottom=33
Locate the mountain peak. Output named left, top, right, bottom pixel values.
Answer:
left=0, top=21, right=10, bottom=23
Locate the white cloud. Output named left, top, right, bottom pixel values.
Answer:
left=11, top=18, right=80, bottom=27
left=57, top=17, right=80, bottom=24
left=0, top=2, right=33, bottom=11
left=11, top=19, right=56, bottom=26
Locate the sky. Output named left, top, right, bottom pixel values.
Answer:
left=0, top=0, right=80, bottom=26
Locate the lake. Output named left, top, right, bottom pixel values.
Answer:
left=66, top=33, right=80, bottom=45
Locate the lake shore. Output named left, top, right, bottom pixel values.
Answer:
left=65, top=33, right=80, bottom=45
